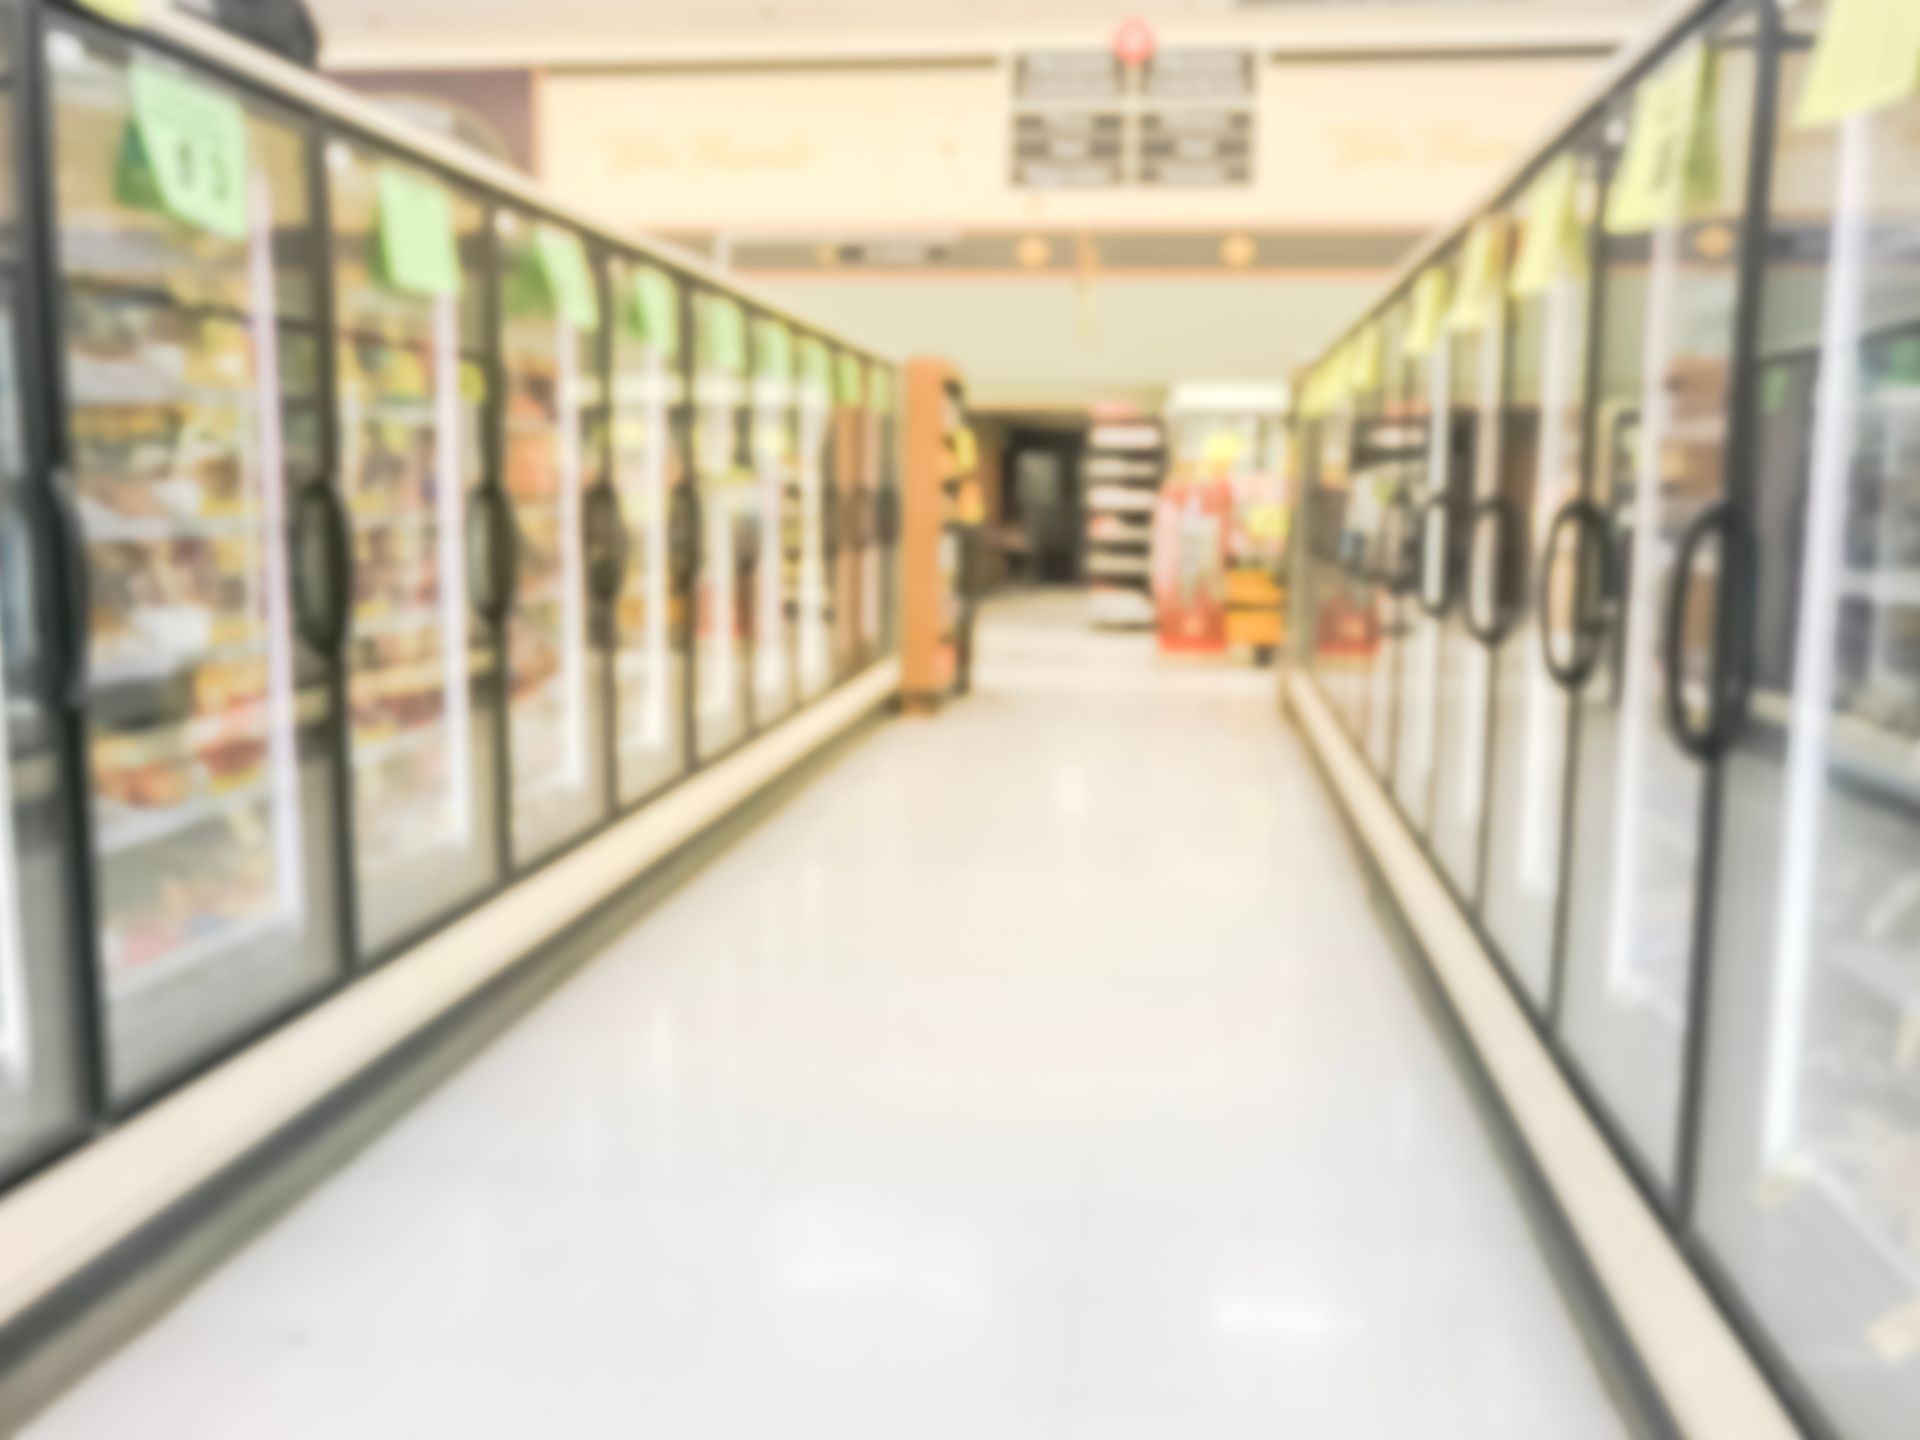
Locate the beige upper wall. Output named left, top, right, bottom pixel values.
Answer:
left=535, top=53, right=1603, bottom=233
left=316, top=0, right=1663, bottom=69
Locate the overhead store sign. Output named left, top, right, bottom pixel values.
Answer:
left=1010, top=45, right=1256, bottom=190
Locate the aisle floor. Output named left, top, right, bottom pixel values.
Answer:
left=29, top=592, right=1629, bottom=1439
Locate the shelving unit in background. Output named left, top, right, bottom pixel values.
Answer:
left=902, top=358, right=976, bottom=710
left=1084, top=408, right=1166, bottom=628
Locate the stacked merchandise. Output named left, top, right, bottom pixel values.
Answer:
left=1084, top=406, right=1165, bottom=628
left=1160, top=384, right=1290, bottom=660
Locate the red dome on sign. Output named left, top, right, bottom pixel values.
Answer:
left=1112, top=16, right=1156, bottom=67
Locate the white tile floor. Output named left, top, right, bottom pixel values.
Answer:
left=28, top=591, right=1630, bottom=1439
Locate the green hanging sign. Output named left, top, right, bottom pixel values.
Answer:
left=869, top=366, right=894, bottom=415
left=755, top=318, right=793, bottom=379
left=798, top=336, right=832, bottom=396
left=626, top=266, right=680, bottom=355
left=374, top=165, right=460, bottom=299
left=116, top=63, right=249, bottom=240
left=700, top=295, right=746, bottom=375
left=836, top=352, right=866, bottom=406
left=1604, top=45, right=1722, bottom=236
left=533, top=225, right=600, bottom=332
left=1796, top=0, right=1920, bottom=128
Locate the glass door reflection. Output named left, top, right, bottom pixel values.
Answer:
left=496, top=214, right=608, bottom=865
left=49, top=27, right=346, bottom=1101
left=330, top=148, right=499, bottom=954
left=1556, top=23, right=1762, bottom=1192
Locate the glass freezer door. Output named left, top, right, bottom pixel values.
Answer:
left=0, top=0, right=87, bottom=1182
left=795, top=337, right=833, bottom=701
left=693, top=292, right=751, bottom=754
left=751, top=317, right=794, bottom=725
left=1556, top=23, right=1762, bottom=1193
left=1479, top=151, right=1600, bottom=1006
left=1394, top=298, right=1451, bottom=836
left=872, top=363, right=900, bottom=654
left=48, top=28, right=346, bottom=1101
left=609, top=261, right=685, bottom=805
left=329, top=148, right=500, bottom=954
left=1692, top=11, right=1920, bottom=1436
left=832, top=350, right=864, bottom=680
left=496, top=214, right=609, bottom=866
left=1427, top=225, right=1509, bottom=903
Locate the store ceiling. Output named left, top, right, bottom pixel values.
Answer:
left=312, top=0, right=1665, bottom=69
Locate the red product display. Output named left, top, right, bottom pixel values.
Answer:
left=1151, top=473, right=1231, bottom=654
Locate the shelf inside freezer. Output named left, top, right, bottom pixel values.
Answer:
left=106, top=909, right=290, bottom=1003
left=95, top=783, right=271, bottom=856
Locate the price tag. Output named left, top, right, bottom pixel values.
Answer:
left=755, top=318, right=793, bottom=379
left=117, top=63, right=249, bottom=239
left=375, top=165, right=460, bottom=299
left=700, top=295, right=746, bottom=376
left=836, top=352, right=866, bottom=406
left=534, top=225, right=600, bottom=332
left=626, top=266, right=680, bottom=356
left=1405, top=266, right=1451, bottom=358
left=1510, top=155, right=1585, bottom=297
left=1797, top=0, right=1920, bottom=127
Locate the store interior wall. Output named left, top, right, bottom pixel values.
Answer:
left=322, top=3, right=1662, bottom=409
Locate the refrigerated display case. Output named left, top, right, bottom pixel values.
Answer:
left=870, top=361, right=901, bottom=655
left=0, top=0, right=899, bottom=1310
left=1289, top=2, right=1920, bottom=1437
left=693, top=291, right=752, bottom=754
left=496, top=212, right=609, bottom=866
left=796, top=335, right=833, bottom=701
left=751, top=315, right=794, bottom=725
left=0, top=0, right=88, bottom=1184
left=1425, top=216, right=1509, bottom=904
left=1690, top=9, right=1920, bottom=1437
left=832, top=348, right=866, bottom=678
left=1556, top=18, right=1764, bottom=1194
left=48, top=23, right=346, bottom=1101
left=1478, top=143, right=1601, bottom=1008
left=327, top=144, right=501, bottom=956
left=1389, top=263, right=1452, bottom=837
left=608, top=260, right=686, bottom=804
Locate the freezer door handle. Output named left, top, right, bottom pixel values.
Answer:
left=1462, top=496, right=1523, bottom=646
left=583, top=482, right=630, bottom=603
left=292, top=478, right=353, bottom=655
left=668, top=480, right=700, bottom=592
left=821, top=482, right=840, bottom=563
left=1660, top=499, right=1754, bottom=762
left=1382, top=489, right=1420, bottom=597
left=44, top=476, right=91, bottom=708
left=467, top=486, right=519, bottom=626
left=1411, top=492, right=1459, bottom=620
left=875, top=484, right=900, bottom=548
left=1537, top=498, right=1614, bottom=690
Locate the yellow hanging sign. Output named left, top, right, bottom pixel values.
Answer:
left=1605, top=45, right=1722, bottom=235
left=1510, top=155, right=1586, bottom=297
left=1445, top=220, right=1506, bottom=334
left=1404, top=267, right=1451, bottom=358
left=1348, top=322, right=1383, bottom=392
left=1796, top=0, right=1920, bottom=127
